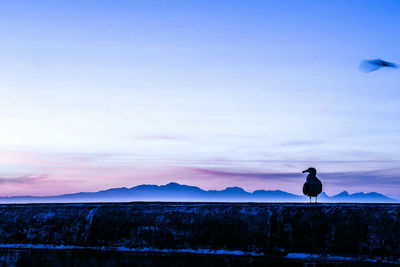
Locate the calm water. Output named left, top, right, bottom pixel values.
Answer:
left=0, top=249, right=393, bottom=267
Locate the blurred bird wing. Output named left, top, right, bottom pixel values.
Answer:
left=359, top=60, right=381, bottom=72
left=385, top=61, right=397, bottom=68
left=360, top=59, right=398, bottom=72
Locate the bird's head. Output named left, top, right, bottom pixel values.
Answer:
left=302, top=167, right=317, bottom=176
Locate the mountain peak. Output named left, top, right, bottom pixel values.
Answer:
left=0, top=183, right=396, bottom=203
left=165, top=182, right=181, bottom=187
left=320, top=192, right=329, bottom=197
left=223, top=186, right=247, bottom=193
left=335, top=191, right=350, bottom=197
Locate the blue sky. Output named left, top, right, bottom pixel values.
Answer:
left=0, top=0, right=399, bottom=199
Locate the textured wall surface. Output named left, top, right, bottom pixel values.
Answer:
left=0, top=203, right=398, bottom=259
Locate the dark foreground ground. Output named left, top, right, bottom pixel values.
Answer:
left=0, top=202, right=398, bottom=266
left=1, top=248, right=398, bottom=267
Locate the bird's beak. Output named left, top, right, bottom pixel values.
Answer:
left=302, top=170, right=308, bottom=173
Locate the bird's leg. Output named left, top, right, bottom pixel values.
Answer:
left=315, top=196, right=318, bottom=203
left=309, top=196, right=311, bottom=203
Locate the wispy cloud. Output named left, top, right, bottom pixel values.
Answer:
left=280, top=140, right=326, bottom=147
left=321, top=169, right=400, bottom=186
left=186, top=167, right=400, bottom=199
left=0, top=174, right=47, bottom=184
left=189, top=167, right=400, bottom=185
left=134, top=135, right=191, bottom=142
left=189, top=168, right=302, bottom=182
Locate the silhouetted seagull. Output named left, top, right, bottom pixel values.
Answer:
left=302, top=167, right=322, bottom=203
left=359, top=59, right=397, bottom=73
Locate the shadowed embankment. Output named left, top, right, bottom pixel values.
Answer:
left=0, top=202, right=398, bottom=264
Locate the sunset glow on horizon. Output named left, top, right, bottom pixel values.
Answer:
left=0, top=1, right=400, bottom=199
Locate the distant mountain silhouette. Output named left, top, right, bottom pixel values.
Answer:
left=0, top=182, right=396, bottom=203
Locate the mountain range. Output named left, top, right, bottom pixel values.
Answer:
left=0, top=182, right=397, bottom=203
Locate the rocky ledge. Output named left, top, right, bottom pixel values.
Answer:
left=0, top=203, right=398, bottom=261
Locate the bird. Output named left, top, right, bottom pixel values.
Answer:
left=302, top=167, right=322, bottom=203
left=359, top=58, right=397, bottom=73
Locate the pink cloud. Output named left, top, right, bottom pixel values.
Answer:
left=0, top=174, right=47, bottom=184
left=0, top=151, right=399, bottom=200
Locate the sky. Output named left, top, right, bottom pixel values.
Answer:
left=0, top=0, right=399, bottom=199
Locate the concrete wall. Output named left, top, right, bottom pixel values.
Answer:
left=0, top=203, right=398, bottom=259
